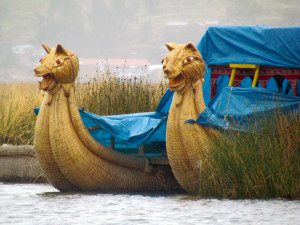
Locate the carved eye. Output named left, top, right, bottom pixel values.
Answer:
left=161, top=58, right=165, bottom=64
left=39, top=58, right=43, bottom=62
left=183, top=56, right=194, bottom=64
left=55, top=59, right=63, bottom=65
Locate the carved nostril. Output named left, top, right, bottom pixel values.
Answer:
left=164, top=68, right=170, bottom=74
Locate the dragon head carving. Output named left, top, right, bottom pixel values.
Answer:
left=162, top=42, right=205, bottom=92
left=34, top=44, right=79, bottom=91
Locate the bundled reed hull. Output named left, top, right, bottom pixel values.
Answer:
left=34, top=44, right=180, bottom=193
left=162, top=42, right=218, bottom=194
left=167, top=89, right=212, bottom=193
left=35, top=88, right=180, bottom=193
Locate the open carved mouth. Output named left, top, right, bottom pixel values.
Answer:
left=168, top=73, right=185, bottom=89
left=38, top=74, right=56, bottom=91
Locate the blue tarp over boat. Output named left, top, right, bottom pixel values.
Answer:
left=78, top=89, right=173, bottom=151
left=195, top=26, right=300, bottom=130
left=198, top=25, right=300, bottom=104
left=194, top=87, right=300, bottom=131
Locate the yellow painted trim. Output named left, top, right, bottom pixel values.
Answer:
left=229, top=64, right=259, bottom=69
left=228, top=64, right=260, bottom=87
left=228, top=68, right=236, bottom=86
left=252, top=67, right=260, bottom=87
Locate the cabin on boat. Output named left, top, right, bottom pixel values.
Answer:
left=197, top=26, right=300, bottom=104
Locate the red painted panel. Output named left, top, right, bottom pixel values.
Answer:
left=210, top=65, right=300, bottom=98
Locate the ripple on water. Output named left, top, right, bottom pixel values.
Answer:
left=0, top=183, right=299, bottom=225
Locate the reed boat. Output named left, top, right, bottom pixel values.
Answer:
left=33, top=44, right=181, bottom=193
left=162, top=26, right=300, bottom=193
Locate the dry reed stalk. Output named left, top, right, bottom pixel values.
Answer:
left=0, top=83, right=42, bottom=145
left=197, top=111, right=300, bottom=199
left=0, top=72, right=167, bottom=145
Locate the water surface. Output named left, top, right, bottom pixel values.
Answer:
left=0, top=183, right=299, bottom=225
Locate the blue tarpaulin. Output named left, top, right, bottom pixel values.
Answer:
left=78, top=89, right=174, bottom=151
left=81, top=89, right=174, bottom=151
left=195, top=26, right=300, bottom=130
left=80, top=110, right=167, bottom=151
left=197, top=26, right=300, bottom=105
left=195, top=87, right=300, bottom=131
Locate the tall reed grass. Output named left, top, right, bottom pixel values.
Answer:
left=0, top=83, right=42, bottom=145
left=198, top=110, right=300, bottom=199
left=76, top=68, right=166, bottom=115
left=0, top=70, right=166, bottom=145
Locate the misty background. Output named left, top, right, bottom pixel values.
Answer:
left=0, top=0, right=299, bottom=82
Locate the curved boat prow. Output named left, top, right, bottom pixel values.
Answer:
left=162, top=42, right=217, bottom=193
left=34, top=44, right=180, bottom=193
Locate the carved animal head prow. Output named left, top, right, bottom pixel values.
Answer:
left=162, top=42, right=205, bottom=92
left=34, top=44, right=79, bottom=91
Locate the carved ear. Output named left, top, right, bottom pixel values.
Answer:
left=184, top=43, right=198, bottom=51
left=55, top=44, right=68, bottom=55
left=166, top=42, right=178, bottom=51
left=42, top=43, right=51, bottom=53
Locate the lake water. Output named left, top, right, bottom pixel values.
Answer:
left=0, top=183, right=299, bottom=225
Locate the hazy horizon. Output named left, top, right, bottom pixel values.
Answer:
left=0, top=0, right=299, bottom=82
